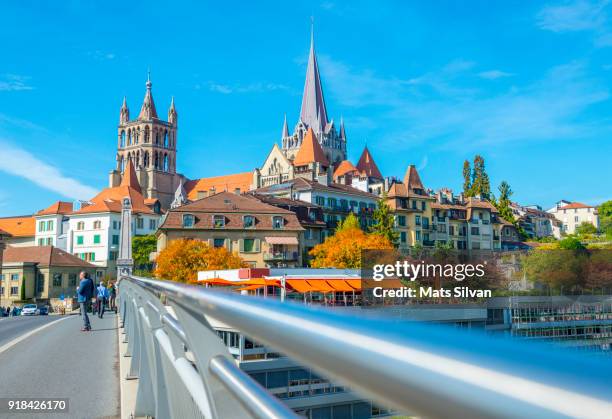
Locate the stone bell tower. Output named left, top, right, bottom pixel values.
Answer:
left=109, top=73, right=183, bottom=209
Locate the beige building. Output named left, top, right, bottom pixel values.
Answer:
left=1, top=245, right=96, bottom=306
left=157, top=192, right=304, bottom=268
left=547, top=201, right=599, bottom=237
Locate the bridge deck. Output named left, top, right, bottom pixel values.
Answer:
left=0, top=312, right=120, bottom=419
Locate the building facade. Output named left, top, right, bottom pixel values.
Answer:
left=548, top=201, right=599, bottom=237
left=157, top=192, right=304, bottom=268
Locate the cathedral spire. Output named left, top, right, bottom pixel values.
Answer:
left=299, top=21, right=328, bottom=132
left=282, top=114, right=289, bottom=138
left=340, top=116, right=346, bottom=140
left=138, top=71, right=158, bottom=120
left=119, top=96, right=129, bottom=124
left=168, top=96, right=177, bottom=125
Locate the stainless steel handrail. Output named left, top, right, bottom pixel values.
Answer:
left=121, top=275, right=612, bottom=419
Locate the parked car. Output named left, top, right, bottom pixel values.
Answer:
left=37, top=306, right=49, bottom=315
left=21, top=304, right=38, bottom=316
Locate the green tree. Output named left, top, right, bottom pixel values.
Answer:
left=495, top=181, right=514, bottom=222
left=20, top=278, right=26, bottom=300
left=470, top=155, right=490, bottom=198
left=558, top=236, right=586, bottom=250
left=336, top=212, right=361, bottom=232
left=597, top=200, right=612, bottom=236
left=132, top=234, right=157, bottom=270
left=575, top=222, right=597, bottom=235
left=462, top=160, right=472, bottom=196
left=369, top=194, right=399, bottom=246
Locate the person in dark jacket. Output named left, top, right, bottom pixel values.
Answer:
left=77, top=271, right=95, bottom=331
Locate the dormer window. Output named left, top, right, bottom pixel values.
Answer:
left=213, top=215, right=225, bottom=228
left=182, top=214, right=195, bottom=228
left=272, top=216, right=284, bottom=229
left=243, top=215, right=255, bottom=229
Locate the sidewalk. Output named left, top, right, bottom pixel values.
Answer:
left=0, top=312, right=120, bottom=418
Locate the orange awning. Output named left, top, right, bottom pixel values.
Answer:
left=346, top=280, right=362, bottom=291
left=306, top=280, right=335, bottom=292
left=325, top=280, right=355, bottom=292
left=235, top=278, right=281, bottom=287
left=286, top=279, right=313, bottom=293
left=199, top=277, right=236, bottom=286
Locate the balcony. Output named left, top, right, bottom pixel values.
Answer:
left=423, top=240, right=435, bottom=247
left=263, top=251, right=299, bottom=262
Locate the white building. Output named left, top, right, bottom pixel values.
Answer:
left=34, top=201, right=73, bottom=249
left=547, top=201, right=599, bottom=237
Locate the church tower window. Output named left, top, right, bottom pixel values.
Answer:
left=120, top=131, right=126, bottom=148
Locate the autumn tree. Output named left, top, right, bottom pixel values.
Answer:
left=155, top=239, right=245, bottom=283
left=310, top=223, right=394, bottom=269
left=369, top=193, right=399, bottom=247
left=336, top=212, right=360, bottom=232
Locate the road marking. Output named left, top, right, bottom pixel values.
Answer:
left=0, top=317, right=71, bottom=356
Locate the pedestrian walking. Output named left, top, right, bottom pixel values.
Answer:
left=77, top=271, right=95, bottom=331
left=96, top=281, right=109, bottom=318
left=108, top=282, right=117, bottom=312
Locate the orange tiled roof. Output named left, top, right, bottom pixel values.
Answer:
left=184, top=172, right=254, bottom=201
left=293, top=128, right=329, bottom=166
left=0, top=228, right=11, bottom=237
left=37, top=201, right=73, bottom=216
left=333, top=160, right=359, bottom=178
left=355, top=146, right=382, bottom=179
left=72, top=161, right=153, bottom=215
left=559, top=202, right=594, bottom=210
left=0, top=216, right=35, bottom=237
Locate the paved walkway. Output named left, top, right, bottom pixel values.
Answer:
left=0, top=312, right=120, bottom=419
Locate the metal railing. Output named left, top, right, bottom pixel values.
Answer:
left=118, top=275, right=612, bottom=419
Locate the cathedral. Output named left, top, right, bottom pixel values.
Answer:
left=255, top=28, right=384, bottom=195
left=108, top=75, right=186, bottom=209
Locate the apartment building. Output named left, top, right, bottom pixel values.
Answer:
left=157, top=192, right=304, bottom=268
left=548, top=201, right=599, bottom=237
left=510, top=203, right=555, bottom=239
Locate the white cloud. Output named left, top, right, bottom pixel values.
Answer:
left=0, top=74, right=34, bottom=92
left=537, top=1, right=612, bottom=47
left=417, top=155, right=429, bottom=172
left=0, top=140, right=98, bottom=200
left=478, top=70, right=514, bottom=79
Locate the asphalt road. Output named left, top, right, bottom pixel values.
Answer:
left=0, top=313, right=120, bottom=419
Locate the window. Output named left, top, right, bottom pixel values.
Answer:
left=46, top=237, right=53, bottom=245
left=113, top=221, right=120, bottom=230
left=412, top=200, right=417, bottom=209
left=243, top=215, right=255, bottom=228
left=315, top=196, right=325, bottom=206
left=112, top=235, right=119, bottom=245
left=77, top=221, right=85, bottom=230
left=93, top=234, right=101, bottom=244
left=421, top=201, right=426, bottom=211
left=449, top=226, right=455, bottom=236
left=400, top=232, right=407, bottom=243
left=149, top=219, right=156, bottom=230
left=93, top=220, right=101, bottom=229
left=38, top=238, right=45, bottom=246
left=241, top=238, right=259, bottom=253
left=11, top=287, right=18, bottom=296
left=574, top=216, right=579, bottom=222
left=471, top=227, right=480, bottom=235
left=36, top=274, right=45, bottom=293
left=68, top=273, right=77, bottom=286
left=76, top=235, right=84, bottom=245
left=213, top=238, right=225, bottom=248
left=415, top=231, right=421, bottom=240
left=182, top=214, right=195, bottom=228
left=340, top=199, right=348, bottom=210
left=109, top=251, right=118, bottom=261
left=415, top=215, right=421, bottom=226
left=327, top=197, right=337, bottom=208
left=397, top=215, right=406, bottom=227
left=137, top=218, right=144, bottom=229
left=39, top=221, right=45, bottom=232
left=422, top=217, right=429, bottom=228
left=213, top=215, right=225, bottom=228
left=11, top=273, right=19, bottom=281
left=272, top=216, right=284, bottom=229
left=53, top=273, right=62, bottom=287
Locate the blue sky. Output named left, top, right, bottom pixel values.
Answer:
left=1, top=0, right=611, bottom=216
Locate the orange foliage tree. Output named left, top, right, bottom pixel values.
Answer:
left=155, top=239, right=246, bottom=283
left=309, top=214, right=394, bottom=268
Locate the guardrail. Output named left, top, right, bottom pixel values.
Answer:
left=118, top=275, right=612, bottom=419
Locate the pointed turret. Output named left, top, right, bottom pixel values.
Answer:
left=356, top=146, right=383, bottom=180
left=119, top=96, right=129, bottom=124
left=299, top=23, right=328, bottom=132
left=403, top=164, right=425, bottom=194
left=339, top=116, right=346, bottom=140
left=121, top=158, right=142, bottom=194
left=293, top=128, right=329, bottom=167
left=138, top=72, right=158, bottom=120
left=281, top=114, right=289, bottom=139
left=168, top=96, right=177, bottom=125
left=170, top=180, right=187, bottom=208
